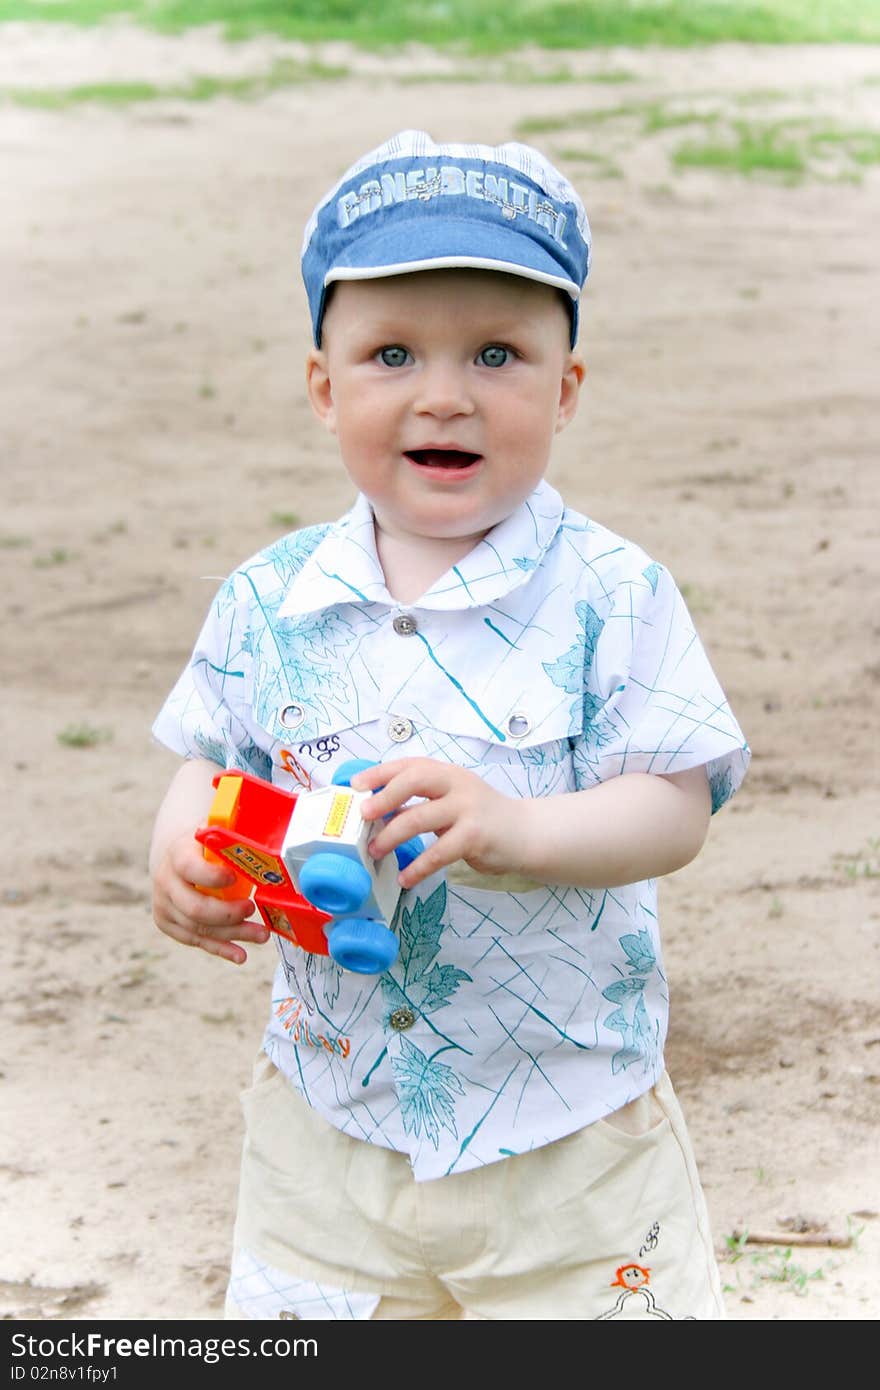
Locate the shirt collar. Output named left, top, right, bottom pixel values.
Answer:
left=277, top=480, right=565, bottom=617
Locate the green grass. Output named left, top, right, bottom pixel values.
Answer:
left=518, top=101, right=718, bottom=136
left=519, top=103, right=880, bottom=184
left=396, top=64, right=638, bottom=86
left=33, top=546, right=74, bottom=566
left=57, top=722, right=113, bottom=748
left=6, top=57, right=347, bottom=108
left=835, top=838, right=880, bottom=880
left=553, top=148, right=624, bottom=178
left=674, top=121, right=807, bottom=178
left=3, top=1, right=880, bottom=48
left=722, top=1231, right=830, bottom=1297
left=675, top=119, right=880, bottom=181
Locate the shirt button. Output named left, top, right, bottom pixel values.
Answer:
left=388, top=715, right=414, bottom=743
left=279, top=703, right=306, bottom=730
left=506, top=712, right=531, bottom=738
left=392, top=613, right=418, bottom=637
left=389, top=1007, right=416, bottom=1032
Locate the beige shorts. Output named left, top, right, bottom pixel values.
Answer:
left=225, top=1052, right=726, bottom=1321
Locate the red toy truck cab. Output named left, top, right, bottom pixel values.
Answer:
left=196, top=772, right=333, bottom=957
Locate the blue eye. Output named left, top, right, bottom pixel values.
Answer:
left=478, top=345, right=510, bottom=368
left=379, top=346, right=410, bottom=368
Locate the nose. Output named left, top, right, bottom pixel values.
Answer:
left=413, top=360, right=474, bottom=420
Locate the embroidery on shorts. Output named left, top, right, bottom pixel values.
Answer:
left=594, top=1223, right=695, bottom=1320
left=595, top=1262, right=673, bottom=1320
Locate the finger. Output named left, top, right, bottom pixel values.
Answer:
left=359, top=763, right=453, bottom=822
left=155, top=899, right=270, bottom=958
left=173, top=838, right=241, bottom=891
left=396, top=830, right=470, bottom=889
left=366, top=798, right=454, bottom=860
left=186, top=926, right=250, bottom=966
left=349, top=759, right=410, bottom=792
left=163, top=875, right=257, bottom=933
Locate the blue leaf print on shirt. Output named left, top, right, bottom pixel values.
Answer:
left=382, top=883, right=472, bottom=1020
left=543, top=601, right=606, bottom=735
left=619, top=929, right=656, bottom=975
left=631, top=992, right=656, bottom=1059
left=602, top=928, right=659, bottom=1075
left=513, top=556, right=539, bottom=572
left=603, top=977, right=647, bottom=1005
left=642, top=563, right=661, bottom=596
left=392, top=1035, right=465, bottom=1148
left=230, top=740, right=273, bottom=781
left=542, top=601, right=603, bottom=695
left=193, top=730, right=229, bottom=769
left=264, top=525, right=331, bottom=592
left=708, top=762, right=734, bottom=814
left=255, top=609, right=355, bottom=732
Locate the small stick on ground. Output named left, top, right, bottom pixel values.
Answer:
left=730, top=1229, right=852, bottom=1249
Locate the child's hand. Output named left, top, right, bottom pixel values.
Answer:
left=351, top=758, right=528, bottom=890
left=151, top=831, right=270, bottom=966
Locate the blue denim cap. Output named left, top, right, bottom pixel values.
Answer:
left=301, top=130, right=591, bottom=347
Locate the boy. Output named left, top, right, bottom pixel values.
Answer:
left=150, top=131, right=749, bottom=1320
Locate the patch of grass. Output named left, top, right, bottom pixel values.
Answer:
left=5, top=57, right=348, bottom=109
left=589, top=69, right=639, bottom=84
left=396, top=62, right=580, bottom=86
left=809, top=127, right=880, bottom=167
left=722, top=1231, right=830, bottom=1297
left=674, top=121, right=807, bottom=180
left=2, top=2, right=880, bottom=48
left=33, top=547, right=74, bottom=567
left=12, top=81, right=162, bottom=108
left=643, top=104, right=720, bottom=133
left=397, top=64, right=633, bottom=87
left=679, top=117, right=880, bottom=183
left=835, top=838, right=880, bottom=880
left=518, top=100, right=718, bottom=137
left=554, top=148, right=624, bottom=178
left=0, top=533, right=31, bottom=548
left=732, top=86, right=797, bottom=105
left=520, top=101, right=880, bottom=184
left=518, top=104, right=644, bottom=135
left=270, top=510, right=300, bottom=529
left=57, top=723, right=113, bottom=748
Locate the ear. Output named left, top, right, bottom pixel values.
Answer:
left=306, top=347, right=336, bottom=434
left=555, top=353, right=585, bottom=434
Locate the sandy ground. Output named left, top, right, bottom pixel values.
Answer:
left=1, top=23, right=879, bottom=1323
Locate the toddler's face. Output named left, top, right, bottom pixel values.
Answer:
left=307, top=269, right=583, bottom=550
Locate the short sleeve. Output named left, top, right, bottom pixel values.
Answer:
left=571, top=562, right=750, bottom=813
left=151, top=575, right=273, bottom=781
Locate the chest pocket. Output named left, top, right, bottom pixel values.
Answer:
left=425, top=694, right=578, bottom=801
left=249, top=600, right=586, bottom=797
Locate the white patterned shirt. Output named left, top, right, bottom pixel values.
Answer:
left=153, top=480, right=749, bottom=1180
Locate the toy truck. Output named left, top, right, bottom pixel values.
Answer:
left=195, top=759, right=422, bottom=975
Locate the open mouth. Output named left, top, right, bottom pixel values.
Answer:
left=405, top=449, right=481, bottom=470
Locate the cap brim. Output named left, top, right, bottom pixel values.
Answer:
left=323, top=219, right=580, bottom=301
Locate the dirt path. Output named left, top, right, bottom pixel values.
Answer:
left=2, top=24, right=879, bottom=1321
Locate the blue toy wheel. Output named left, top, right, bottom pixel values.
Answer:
left=394, top=835, right=425, bottom=871
left=331, top=758, right=378, bottom=787
left=328, top=919, right=399, bottom=974
left=298, top=853, right=371, bottom=915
